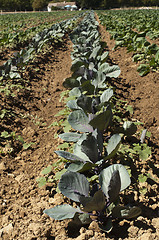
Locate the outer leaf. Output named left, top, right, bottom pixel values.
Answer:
left=126, top=206, right=142, bottom=218
left=55, top=150, right=85, bottom=163
left=99, top=164, right=131, bottom=194
left=107, top=170, right=121, bottom=203
left=81, top=80, right=95, bottom=95
left=82, top=190, right=106, bottom=212
left=73, top=144, right=92, bottom=163
left=69, top=87, right=81, bottom=97
left=99, top=218, right=113, bottom=233
left=81, top=134, right=99, bottom=163
left=73, top=131, right=103, bottom=164
left=68, top=110, right=93, bottom=133
left=99, top=167, right=121, bottom=203
left=122, top=121, right=137, bottom=136
left=92, top=71, right=107, bottom=89
left=63, top=77, right=80, bottom=89
left=89, top=108, right=112, bottom=132
left=89, top=46, right=102, bottom=59
left=89, top=62, right=95, bottom=70
left=59, top=171, right=89, bottom=202
left=99, top=62, right=120, bottom=78
left=44, top=205, right=82, bottom=220
left=73, top=212, right=92, bottom=225
left=112, top=206, right=141, bottom=219
left=99, top=62, right=109, bottom=72
left=100, top=88, right=114, bottom=103
left=77, top=95, right=92, bottom=113
left=105, top=134, right=121, bottom=159
left=75, top=65, right=86, bottom=77
left=58, top=132, right=82, bottom=142
left=140, top=129, right=147, bottom=144
left=67, top=162, right=93, bottom=172
left=105, top=65, right=121, bottom=78
left=101, top=51, right=109, bottom=62
left=71, top=59, right=85, bottom=72
left=67, top=100, right=81, bottom=110
left=92, top=129, right=103, bottom=155
left=73, top=134, right=93, bottom=163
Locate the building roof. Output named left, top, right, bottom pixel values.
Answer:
left=48, top=2, right=76, bottom=8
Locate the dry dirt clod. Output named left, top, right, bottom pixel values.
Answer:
left=0, top=162, right=6, bottom=171
left=0, top=223, right=14, bottom=237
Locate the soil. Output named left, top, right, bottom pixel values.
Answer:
left=0, top=14, right=159, bottom=240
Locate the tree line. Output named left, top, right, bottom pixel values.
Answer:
left=76, top=0, right=159, bottom=9
left=0, top=0, right=49, bottom=11
left=0, top=0, right=158, bottom=11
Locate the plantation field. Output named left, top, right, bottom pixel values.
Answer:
left=0, top=10, right=159, bottom=240
left=0, top=11, right=80, bottom=64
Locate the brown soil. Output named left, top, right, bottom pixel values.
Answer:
left=0, top=17, right=159, bottom=240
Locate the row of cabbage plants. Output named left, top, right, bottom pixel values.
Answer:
left=44, top=11, right=141, bottom=233
left=0, top=11, right=79, bottom=49
left=0, top=14, right=82, bottom=156
left=98, top=10, right=159, bottom=76
left=0, top=15, right=81, bottom=80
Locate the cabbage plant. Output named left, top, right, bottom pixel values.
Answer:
left=44, top=164, right=141, bottom=232
left=56, top=129, right=121, bottom=172
left=43, top=11, right=141, bottom=233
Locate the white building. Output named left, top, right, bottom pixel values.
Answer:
left=47, top=2, right=77, bottom=12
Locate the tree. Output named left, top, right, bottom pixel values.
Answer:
left=16, top=0, right=33, bottom=10
left=32, top=0, right=49, bottom=10
left=76, top=0, right=120, bottom=9
left=1, top=0, right=16, bottom=10
left=0, top=0, right=33, bottom=11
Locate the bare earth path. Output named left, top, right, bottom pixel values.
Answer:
left=0, top=20, right=159, bottom=239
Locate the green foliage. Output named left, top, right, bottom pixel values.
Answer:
left=0, top=0, right=33, bottom=11
left=76, top=0, right=159, bottom=9
left=0, top=130, right=33, bottom=154
left=138, top=174, right=147, bottom=183
left=98, top=9, right=159, bottom=75
left=125, top=105, right=133, bottom=115
left=0, top=11, right=81, bottom=159
left=32, top=0, right=49, bottom=11
left=137, top=64, right=150, bottom=76
left=44, top=204, right=82, bottom=220
left=133, top=143, right=151, bottom=160
left=41, top=165, right=52, bottom=175
left=119, top=140, right=151, bottom=162
left=112, top=206, right=142, bottom=219
left=36, top=162, right=66, bottom=188
left=44, top=167, right=140, bottom=230
left=36, top=177, right=47, bottom=187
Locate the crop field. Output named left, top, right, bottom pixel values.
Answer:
left=0, top=10, right=159, bottom=240
left=0, top=11, right=79, bottom=63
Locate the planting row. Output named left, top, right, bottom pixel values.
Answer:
left=0, top=11, right=79, bottom=51
left=98, top=9, right=159, bottom=76
left=0, top=13, right=83, bottom=156
left=44, top=11, right=143, bottom=233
